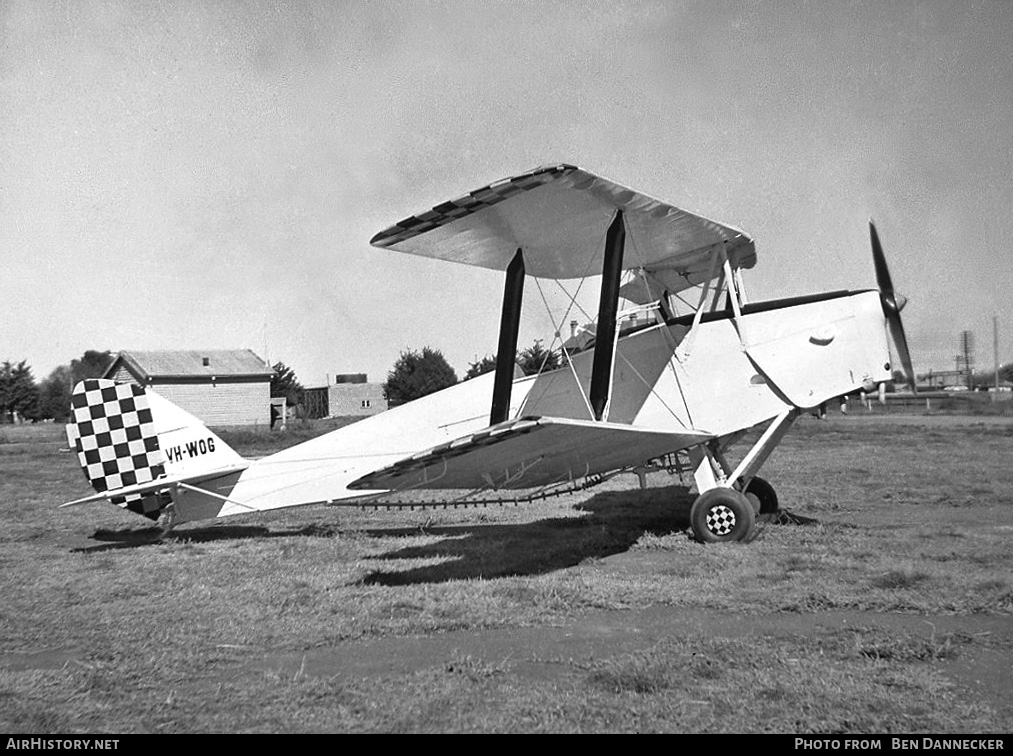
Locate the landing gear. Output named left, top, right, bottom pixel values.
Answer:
left=687, top=410, right=796, bottom=543
left=690, top=488, right=756, bottom=543
left=743, top=476, right=779, bottom=515
left=157, top=504, right=177, bottom=535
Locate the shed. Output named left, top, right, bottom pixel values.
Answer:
left=303, top=373, right=388, bottom=419
left=103, top=349, right=275, bottom=427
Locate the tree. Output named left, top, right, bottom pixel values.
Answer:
left=463, top=339, right=562, bottom=381
left=383, top=347, right=457, bottom=406
left=518, top=339, right=560, bottom=375
left=27, top=351, right=114, bottom=422
left=270, top=362, right=304, bottom=405
left=0, top=360, right=39, bottom=423
left=464, top=354, right=497, bottom=380
left=38, top=364, right=75, bottom=423
left=71, top=350, right=113, bottom=383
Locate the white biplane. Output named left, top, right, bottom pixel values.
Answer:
left=63, top=164, right=913, bottom=543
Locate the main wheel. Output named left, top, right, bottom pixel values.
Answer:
left=690, top=488, right=756, bottom=543
left=744, top=476, right=779, bottom=515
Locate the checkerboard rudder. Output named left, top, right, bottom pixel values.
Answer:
left=66, top=379, right=169, bottom=520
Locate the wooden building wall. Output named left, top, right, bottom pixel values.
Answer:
left=111, top=367, right=270, bottom=427
left=151, top=382, right=271, bottom=427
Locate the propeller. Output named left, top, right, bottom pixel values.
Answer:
left=870, top=221, right=916, bottom=392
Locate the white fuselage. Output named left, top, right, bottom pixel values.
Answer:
left=168, top=289, right=891, bottom=523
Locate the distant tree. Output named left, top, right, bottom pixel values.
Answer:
left=0, top=360, right=40, bottom=423
left=38, top=364, right=75, bottom=423
left=518, top=339, right=561, bottom=376
left=972, top=363, right=1013, bottom=389
left=270, top=362, right=304, bottom=405
left=70, top=350, right=113, bottom=384
left=464, top=354, right=497, bottom=380
left=13, top=362, right=40, bottom=421
left=463, top=340, right=562, bottom=380
left=383, top=347, right=457, bottom=406
left=23, top=351, right=114, bottom=422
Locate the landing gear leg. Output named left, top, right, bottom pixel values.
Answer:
left=687, top=409, right=797, bottom=542
left=725, top=409, right=797, bottom=493
left=157, top=504, right=177, bottom=535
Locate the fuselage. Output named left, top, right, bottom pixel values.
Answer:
left=522, top=287, right=891, bottom=436
left=166, top=287, right=891, bottom=523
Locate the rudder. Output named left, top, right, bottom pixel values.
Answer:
left=66, top=379, right=246, bottom=521
left=66, top=379, right=169, bottom=519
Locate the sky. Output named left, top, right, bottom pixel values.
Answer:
left=3, top=0, right=1012, bottom=387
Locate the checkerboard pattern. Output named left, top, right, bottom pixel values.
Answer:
left=705, top=504, right=736, bottom=537
left=370, top=164, right=576, bottom=248
left=66, top=379, right=167, bottom=518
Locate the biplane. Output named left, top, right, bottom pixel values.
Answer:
left=63, top=164, right=913, bottom=543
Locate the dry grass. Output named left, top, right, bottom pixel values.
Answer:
left=0, top=414, right=1010, bottom=732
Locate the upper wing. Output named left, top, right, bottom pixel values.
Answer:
left=347, top=415, right=711, bottom=492
left=370, top=164, right=755, bottom=288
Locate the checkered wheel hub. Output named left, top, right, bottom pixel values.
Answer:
left=704, top=504, right=737, bottom=536
left=66, top=379, right=167, bottom=516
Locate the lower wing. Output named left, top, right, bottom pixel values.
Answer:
left=348, top=415, right=711, bottom=492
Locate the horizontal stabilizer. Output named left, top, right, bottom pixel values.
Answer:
left=61, top=463, right=249, bottom=508
left=348, top=416, right=711, bottom=492
left=370, top=164, right=755, bottom=287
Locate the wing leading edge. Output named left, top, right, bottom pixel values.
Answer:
left=369, top=164, right=755, bottom=289
left=347, top=415, right=712, bottom=492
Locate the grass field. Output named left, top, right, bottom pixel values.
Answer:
left=1, top=413, right=1011, bottom=733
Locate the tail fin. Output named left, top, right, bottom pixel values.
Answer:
left=66, top=379, right=244, bottom=519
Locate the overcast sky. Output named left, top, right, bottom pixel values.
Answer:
left=3, top=0, right=1011, bottom=386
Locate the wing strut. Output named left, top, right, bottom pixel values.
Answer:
left=589, top=210, right=626, bottom=420
left=490, top=248, right=525, bottom=425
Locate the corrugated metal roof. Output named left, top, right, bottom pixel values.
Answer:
left=107, top=350, right=274, bottom=380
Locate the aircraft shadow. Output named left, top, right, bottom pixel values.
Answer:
left=70, top=494, right=817, bottom=565
left=361, top=483, right=698, bottom=586
left=70, top=522, right=338, bottom=553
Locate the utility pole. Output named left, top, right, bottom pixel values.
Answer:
left=958, top=330, right=975, bottom=389
left=995, top=316, right=1000, bottom=391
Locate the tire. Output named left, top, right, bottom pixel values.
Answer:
left=744, top=476, right=779, bottom=515
left=690, top=488, right=756, bottom=543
